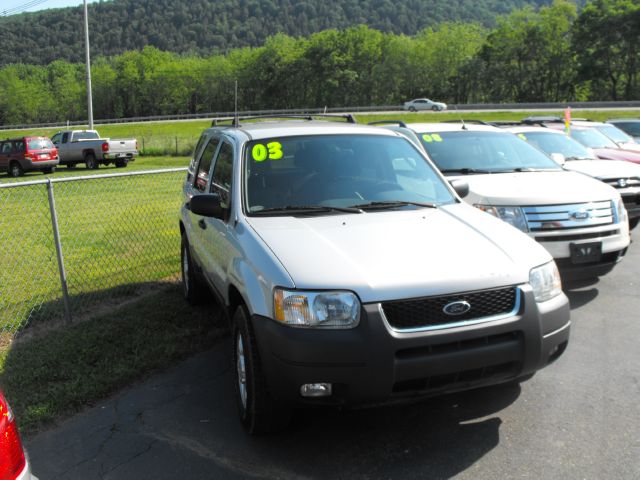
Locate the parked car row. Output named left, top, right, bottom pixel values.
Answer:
left=0, top=129, right=138, bottom=177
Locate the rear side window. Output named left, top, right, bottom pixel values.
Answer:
left=73, top=131, right=100, bottom=140
left=194, top=137, right=220, bottom=192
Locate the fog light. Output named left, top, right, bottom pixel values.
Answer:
left=300, top=383, right=332, bottom=397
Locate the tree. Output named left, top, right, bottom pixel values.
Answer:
left=572, top=0, right=640, bottom=100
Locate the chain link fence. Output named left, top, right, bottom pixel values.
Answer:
left=0, top=168, right=188, bottom=340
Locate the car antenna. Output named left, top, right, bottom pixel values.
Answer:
left=454, top=105, right=467, bottom=130
left=233, top=80, right=239, bottom=128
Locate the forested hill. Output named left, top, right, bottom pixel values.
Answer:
left=0, top=0, right=553, bottom=66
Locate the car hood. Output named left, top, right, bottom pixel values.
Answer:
left=564, top=159, right=640, bottom=180
left=246, top=204, right=550, bottom=303
left=447, top=170, right=619, bottom=205
left=594, top=148, right=640, bottom=164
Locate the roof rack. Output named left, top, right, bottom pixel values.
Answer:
left=521, top=116, right=562, bottom=126
left=211, top=113, right=357, bottom=127
left=367, top=120, right=408, bottom=127
left=489, top=120, right=527, bottom=127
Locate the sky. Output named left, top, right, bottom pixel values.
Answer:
left=2, top=0, right=101, bottom=16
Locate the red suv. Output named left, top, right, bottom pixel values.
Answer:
left=0, top=136, right=59, bottom=177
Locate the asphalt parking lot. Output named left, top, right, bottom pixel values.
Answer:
left=28, top=229, right=639, bottom=480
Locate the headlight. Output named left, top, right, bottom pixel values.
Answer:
left=475, top=205, right=529, bottom=232
left=529, top=261, right=562, bottom=302
left=613, top=198, right=627, bottom=224
left=274, top=289, right=360, bottom=328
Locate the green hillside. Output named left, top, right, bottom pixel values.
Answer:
left=0, top=0, right=554, bottom=66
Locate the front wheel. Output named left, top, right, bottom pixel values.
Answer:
left=432, top=105, right=439, bottom=111
left=629, top=218, right=639, bottom=230
left=42, top=167, right=55, bottom=174
left=232, top=306, right=291, bottom=434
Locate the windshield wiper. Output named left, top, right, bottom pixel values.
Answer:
left=349, top=200, right=437, bottom=210
left=440, top=168, right=493, bottom=174
left=565, top=156, right=594, bottom=161
left=251, top=205, right=363, bottom=215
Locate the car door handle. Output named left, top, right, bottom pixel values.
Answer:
left=198, top=219, right=207, bottom=230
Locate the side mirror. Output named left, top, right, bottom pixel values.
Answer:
left=188, top=193, right=225, bottom=219
left=449, top=179, right=469, bottom=198
left=550, top=153, right=566, bottom=165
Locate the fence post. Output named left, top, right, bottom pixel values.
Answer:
left=175, top=136, right=178, bottom=156
left=46, top=179, right=72, bottom=324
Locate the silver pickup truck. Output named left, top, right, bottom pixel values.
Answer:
left=50, top=129, right=138, bottom=169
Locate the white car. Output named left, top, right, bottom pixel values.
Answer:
left=505, top=126, right=640, bottom=230
left=404, top=98, right=447, bottom=112
left=571, top=120, right=640, bottom=153
left=385, top=122, right=630, bottom=280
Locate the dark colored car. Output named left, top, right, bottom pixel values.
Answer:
left=0, top=136, right=59, bottom=177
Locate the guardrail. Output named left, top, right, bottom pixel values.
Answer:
left=2, top=101, right=640, bottom=131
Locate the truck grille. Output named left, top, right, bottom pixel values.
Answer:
left=381, top=287, right=519, bottom=331
left=523, top=201, right=614, bottom=231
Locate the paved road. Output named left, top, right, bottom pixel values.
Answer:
left=27, top=230, right=640, bottom=479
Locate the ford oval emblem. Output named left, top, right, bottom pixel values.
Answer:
left=443, top=300, right=471, bottom=316
left=570, top=208, right=591, bottom=221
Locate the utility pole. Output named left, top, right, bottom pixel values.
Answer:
left=83, top=0, right=94, bottom=129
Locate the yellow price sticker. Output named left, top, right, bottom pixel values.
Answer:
left=252, top=141, right=283, bottom=162
left=517, top=133, right=527, bottom=141
left=422, top=134, right=443, bottom=142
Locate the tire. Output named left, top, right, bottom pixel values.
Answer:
left=629, top=218, right=639, bottom=230
left=66, top=163, right=77, bottom=169
left=9, top=162, right=23, bottom=178
left=408, top=106, right=417, bottom=112
left=84, top=153, right=99, bottom=170
left=42, top=167, right=55, bottom=174
left=232, top=305, right=291, bottom=434
left=432, top=105, right=439, bottom=111
left=181, top=234, right=206, bottom=305
left=115, top=158, right=129, bottom=168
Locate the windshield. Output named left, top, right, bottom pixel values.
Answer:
left=570, top=128, right=618, bottom=149
left=27, top=138, right=54, bottom=150
left=244, top=134, right=455, bottom=214
left=417, top=130, right=562, bottom=172
left=520, top=131, right=594, bottom=160
left=597, top=124, right=634, bottom=144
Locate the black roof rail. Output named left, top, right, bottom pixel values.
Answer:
left=367, top=120, right=408, bottom=127
left=521, top=116, right=563, bottom=125
left=211, top=113, right=357, bottom=127
left=489, top=120, right=526, bottom=127
left=442, top=119, right=492, bottom=126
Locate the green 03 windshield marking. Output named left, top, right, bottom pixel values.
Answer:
left=252, top=141, right=284, bottom=162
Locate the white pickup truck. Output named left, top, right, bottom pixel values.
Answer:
left=50, top=129, right=138, bottom=169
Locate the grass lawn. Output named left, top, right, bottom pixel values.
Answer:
left=0, top=284, right=227, bottom=436
left=0, top=159, right=189, bottom=335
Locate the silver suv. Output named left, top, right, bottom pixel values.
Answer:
left=179, top=116, right=570, bottom=434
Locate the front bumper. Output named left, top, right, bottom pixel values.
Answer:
left=251, top=285, right=570, bottom=407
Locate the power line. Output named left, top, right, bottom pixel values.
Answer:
left=2, top=0, right=49, bottom=16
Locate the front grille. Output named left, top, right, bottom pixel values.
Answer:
left=381, top=287, right=518, bottom=331
left=523, top=201, right=614, bottom=231
left=622, top=194, right=640, bottom=208
left=603, top=177, right=640, bottom=189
